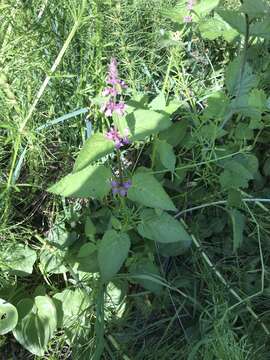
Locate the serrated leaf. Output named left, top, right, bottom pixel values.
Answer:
left=219, top=155, right=257, bottom=190
left=73, top=133, right=115, bottom=172
left=138, top=209, right=192, bottom=245
left=1, top=244, right=37, bottom=277
left=199, top=15, right=239, bottom=41
left=230, top=209, right=245, bottom=252
left=225, top=58, right=258, bottom=96
left=128, top=171, right=176, bottom=211
left=235, top=123, right=254, bottom=140
left=193, top=0, right=220, bottom=16
left=156, top=139, right=176, bottom=172
left=217, top=10, right=246, bottom=34
left=47, top=224, right=77, bottom=250
left=13, top=296, right=57, bottom=356
left=0, top=299, right=18, bottom=335
left=203, top=92, right=230, bottom=120
left=98, top=230, right=130, bottom=282
left=48, top=165, right=111, bottom=199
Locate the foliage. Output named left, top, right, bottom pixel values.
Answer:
left=1, top=0, right=270, bottom=358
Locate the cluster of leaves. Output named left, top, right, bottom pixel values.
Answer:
left=1, top=0, right=270, bottom=358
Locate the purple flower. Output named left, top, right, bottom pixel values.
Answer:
left=187, top=0, right=196, bottom=10
left=110, top=178, right=132, bottom=197
left=114, top=101, right=126, bottom=116
left=102, top=87, right=119, bottom=97
left=105, top=126, right=130, bottom=149
left=106, top=58, right=119, bottom=85
left=123, top=180, right=132, bottom=189
left=184, top=15, right=193, bottom=23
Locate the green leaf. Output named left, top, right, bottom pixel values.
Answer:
left=73, top=133, right=115, bottom=172
left=235, top=123, right=254, bottom=140
left=149, top=92, right=166, bottom=111
left=230, top=209, right=245, bottom=252
left=0, top=299, right=18, bottom=335
left=156, top=139, right=176, bottom=172
left=39, top=246, right=67, bottom=274
left=129, top=260, right=163, bottom=294
left=225, top=58, right=258, bottom=96
left=250, top=18, right=270, bottom=39
left=98, top=230, right=131, bottom=282
left=128, top=171, right=177, bottom=211
left=1, top=244, right=37, bottom=277
left=199, top=15, right=239, bottom=41
left=13, top=296, right=57, bottom=356
left=138, top=209, right=192, bottom=244
left=219, top=155, right=258, bottom=190
left=263, top=158, right=270, bottom=176
left=116, top=109, right=171, bottom=141
left=47, top=224, right=77, bottom=250
left=240, top=0, right=270, bottom=18
left=203, top=92, right=230, bottom=120
left=217, top=10, right=246, bottom=34
left=48, top=165, right=112, bottom=199
left=53, top=288, right=91, bottom=329
left=84, top=217, right=96, bottom=238
left=193, top=0, right=220, bottom=16
left=76, top=243, right=99, bottom=273
left=159, top=120, right=188, bottom=147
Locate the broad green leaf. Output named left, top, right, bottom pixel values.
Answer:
left=230, top=209, right=245, bottom=252
left=128, top=171, right=177, bottom=211
left=1, top=244, right=37, bottom=277
left=13, top=296, right=57, bottom=356
left=138, top=209, right=192, bottom=244
left=48, top=165, right=112, bottom=199
left=73, top=133, right=115, bottom=172
left=200, top=123, right=227, bottom=141
left=53, top=288, right=91, bottom=329
left=263, top=158, right=270, bottom=176
left=104, top=281, right=127, bottom=320
left=203, top=92, right=230, bottom=120
left=240, top=0, right=270, bottom=18
left=156, top=139, right=176, bottom=172
left=193, top=0, right=220, bottom=16
left=129, top=260, right=163, bottom=294
left=159, top=119, right=188, bottom=147
left=250, top=19, right=270, bottom=39
left=39, top=246, right=67, bottom=274
left=217, top=10, right=246, bottom=34
left=98, top=230, right=131, bottom=282
left=85, top=217, right=96, bottom=238
left=199, top=15, right=239, bottom=41
left=116, top=109, right=172, bottom=141
left=225, top=58, right=258, bottom=96
left=47, top=224, right=77, bottom=250
left=149, top=92, right=166, bottom=111
left=163, top=0, right=188, bottom=23
left=219, top=155, right=257, bottom=190
left=0, top=299, right=18, bottom=335
left=235, top=123, right=254, bottom=140
left=76, top=243, right=99, bottom=273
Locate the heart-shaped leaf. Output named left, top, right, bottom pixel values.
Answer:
left=0, top=299, right=18, bottom=335
left=13, top=296, right=57, bottom=356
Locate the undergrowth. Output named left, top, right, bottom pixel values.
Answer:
left=1, top=0, right=270, bottom=359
